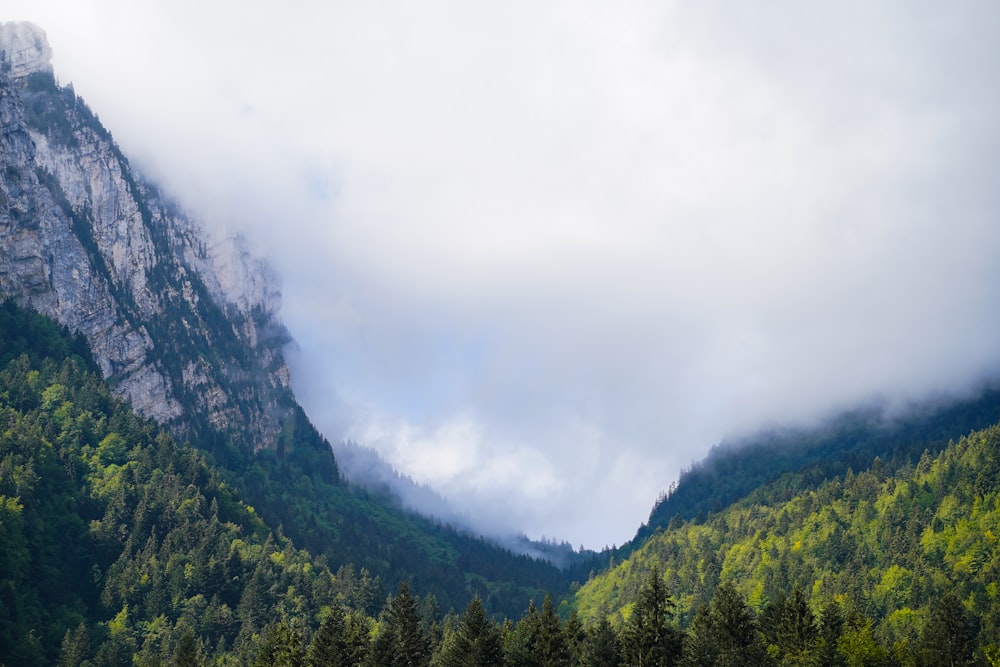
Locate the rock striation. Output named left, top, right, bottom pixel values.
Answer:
left=0, top=21, right=298, bottom=452
left=0, top=21, right=52, bottom=78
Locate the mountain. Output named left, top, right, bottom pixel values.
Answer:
left=571, top=417, right=1000, bottom=661
left=0, top=21, right=567, bottom=621
left=634, top=387, right=1000, bottom=543
left=0, top=302, right=344, bottom=664
left=4, top=18, right=1000, bottom=665
left=1, top=22, right=295, bottom=452
left=4, top=299, right=998, bottom=667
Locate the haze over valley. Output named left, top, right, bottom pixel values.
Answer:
left=6, top=1, right=1000, bottom=551
left=4, top=7, right=1000, bottom=665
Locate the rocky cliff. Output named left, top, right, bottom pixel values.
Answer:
left=0, top=21, right=301, bottom=453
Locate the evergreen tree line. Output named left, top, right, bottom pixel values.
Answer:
left=135, top=569, right=990, bottom=667
left=576, top=421, right=1000, bottom=661
left=0, top=305, right=555, bottom=665
left=2, top=304, right=998, bottom=666
left=14, top=61, right=573, bottom=619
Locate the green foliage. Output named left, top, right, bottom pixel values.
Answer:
left=681, top=582, right=768, bottom=667
left=305, top=605, right=348, bottom=667
left=373, top=581, right=432, bottom=667
left=434, top=597, right=504, bottom=667
left=0, top=306, right=339, bottom=664
left=759, top=587, right=819, bottom=663
left=620, top=567, right=683, bottom=666
left=640, top=390, right=1000, bottom=543
left=0, top=301, right=571, bottom=666
left=575, top=418, right=1000, bottom=664
left=8, top=69, right=569, bottom=620
left=581, top=617, right=620, bottom=667
left=0, top=299, right=96, bottom=371
left=917, top=593, right=978, bottom=667
left=4, top=304, right=1000, bottom=665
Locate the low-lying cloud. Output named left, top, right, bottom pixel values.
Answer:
left=10, top=0, right=1000, bottom=547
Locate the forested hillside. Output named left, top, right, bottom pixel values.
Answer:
left=0, top=29, right=572, bottom=624
left=0, top=302, right=566, bottom=665
left=4, top=303, right=1000, bottom=665
left=637, top=390, right=1000, bottom=543
left=574, top=414, right=1000, bottom=664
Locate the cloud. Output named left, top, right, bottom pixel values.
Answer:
left=9, top=0, right=1000, bottom=548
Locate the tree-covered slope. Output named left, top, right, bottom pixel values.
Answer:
left=1, top=25, right=571, bottom=622
left=573, top=417, right=1000, bottom=657
left=0, top=303, right=564, bottom=665
left=637, top=389, right=1000, bottom=545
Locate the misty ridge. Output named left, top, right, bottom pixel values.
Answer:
left=332, top=439, right=585, bottom=565
left=336, top=376, right=1000, bottom=561
left=3, top=10, right=1000, bottom=667
left=8, top=2, right=1000, bottom=549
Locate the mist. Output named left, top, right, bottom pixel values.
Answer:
left=7, top=1, right=1000, bottom=548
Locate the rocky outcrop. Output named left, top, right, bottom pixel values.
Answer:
left=0, top=21, right=52, bottom=78
left=0, top=21, right=296, bottom=451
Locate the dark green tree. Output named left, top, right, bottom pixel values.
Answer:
left=535, top=594, right=570, bottom=667
left=93, top=631, right=137, bottom=667
left=918, top=593, right=978, bottom=667
left=683, top=582, right=768, bottom=667
left=582, top=617, right=621, bottom=667
left=817, top=599, right=845, bottom=667
left=761, top=587, right=818, bottom=665
left=681, top=583, right=767, bottom=667
left=436, top=597, right=504, bottom=667
left=374, top=581, right=431, bottom=667
left=681, top=606, right=718, bottom=667
left=253, top=620, right=305, bottom=667
left=503, top=600, right=540, bottom=667
left=57, top=623, right=91, bottom=667
left=562, top=609, right=586, bottom=665
left=307, top=605, right=348, bottom=667
left=621, top=567, right=682, bottom=666
left=344, top=610, right=372, bottom=666
left=173, top=626, right=203, bottom=667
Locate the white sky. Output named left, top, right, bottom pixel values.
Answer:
left=6, top=1, right=1000, bottom=548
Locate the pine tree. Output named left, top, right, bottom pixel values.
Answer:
left=253, top=620, right=305, bottom=667
left=376, top=581, right=431, bottom=667
left=535, top=594, right=570, bottom=667
left=582, top=617, right=621, bottom=667
left=918, top=593, right=978, bottom=667
left=682, top=584, right=767, bottom=667
left=437, top=597, right=504, bottom=667
left=173, top=626, right=202, bottom=667
left=622, top=567, right=682, bottom=666
left=307, top=605, right=348, bottom=667
left=680, top=606, right=718, bottom=667
left=761, top=587, right=818, bottom=664
left=57, top=622, right=91, bottom=667
left=503, top=600, right=541, bottom=667
left=563, top=609, right=586, bottom=665
left=344, top=610, right=372, bottom=666
left=817, top=599, right=846, bottom=667
left=709, top=583, right=768, bottom=667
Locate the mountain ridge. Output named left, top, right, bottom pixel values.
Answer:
left=1, top=22, right=297, bottom=451
left=0, top=20, right=573, bottom=613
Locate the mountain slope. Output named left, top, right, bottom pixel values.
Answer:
left=636, top=387, right=1000, bottom=543
left=2, top=27, right=295, bottom=452
left=0, top=302, right=338, bottom=664
left=0, top=22, right=567, bottom=619
left=0, top=301, right=567, bottom=665
left=573, top=417, right=1000, bottom=654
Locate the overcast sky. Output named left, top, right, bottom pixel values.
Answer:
left=7, top=1, right=1000, bottom=548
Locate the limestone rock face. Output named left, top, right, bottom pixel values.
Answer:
left=0, top=22, right=53, bottom=78
left=0, top=21, right=296, bottom=450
